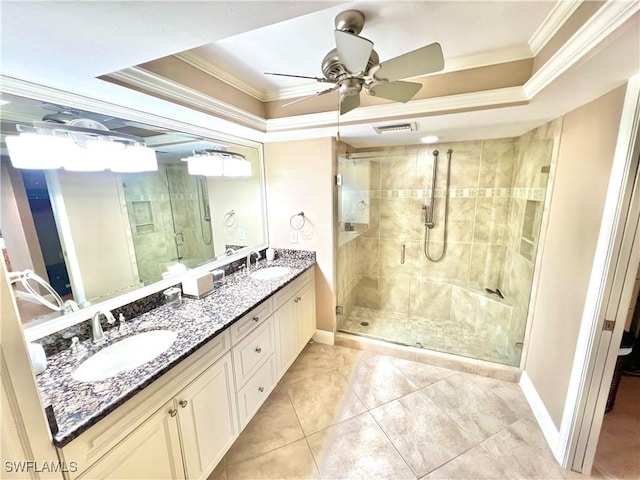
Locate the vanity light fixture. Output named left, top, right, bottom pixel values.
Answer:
left=181, top=148, right=252, bottom=177
left=6, top=119, right=158, bottom=172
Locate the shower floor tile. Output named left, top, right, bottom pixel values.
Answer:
left=339, top=306, right=515, bottom=365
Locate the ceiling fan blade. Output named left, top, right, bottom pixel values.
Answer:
left=335, top=30, right=373, bottom=74
left=340, top=93, right=360, bottom=115
left=265, top=72, right=335, bottom=84
left=374, top=43, right=444, bottom=82
left=282, top=85, right=339, bottom=107
left=369, top=81, right=422, bottom=103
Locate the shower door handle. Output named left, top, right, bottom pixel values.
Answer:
left=400, top=244, right=406, bottom=264
left=174, top=232, right=184, bottom=246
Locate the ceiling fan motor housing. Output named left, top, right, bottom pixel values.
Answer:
left=322, top=48, right=380, bottom=81
left=334, top=10, right=365, bottom=35
left=339, top=78, right=363, bottom=97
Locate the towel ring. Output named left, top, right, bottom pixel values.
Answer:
left=289, top=211, right=306, bottom=231
left=223, top=210, right=236, bottom=227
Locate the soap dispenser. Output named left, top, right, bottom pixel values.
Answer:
left=266, top=247, right=275, bottom=262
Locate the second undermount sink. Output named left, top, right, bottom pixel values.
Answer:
left=72, top=330, right=177, bottom=382
left=249, top=266, right=291, bottom=280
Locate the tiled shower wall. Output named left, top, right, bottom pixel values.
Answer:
left=337, top=120, right=561, bottom=365
left=122, top=164, right=215, bottom=283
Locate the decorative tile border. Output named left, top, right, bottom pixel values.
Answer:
left=370, top=188, right=546, bottom=200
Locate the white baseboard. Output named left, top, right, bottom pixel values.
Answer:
left=312, top=330, right=334, bottom=345
left=520, top=371, right=561, bottom=461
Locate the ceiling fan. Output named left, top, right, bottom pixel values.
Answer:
left=265, top=9, right=445, bottom=115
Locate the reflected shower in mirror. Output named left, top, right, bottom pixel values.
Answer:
left=0, top=93, right=266, bottom=325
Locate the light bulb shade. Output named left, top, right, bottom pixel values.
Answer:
left=6, top=133, right=69, bottom=169
left=224, top=157, right=252, bottom=177
left=187, top=155, right=224, bottom=176
left=110, top=145, right=158, bottom=172
left=63, top=138, right=120, bottom=171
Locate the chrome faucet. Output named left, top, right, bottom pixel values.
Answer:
left=91, top=310, right=116, bottom=344
left=246, top=251, right=261, bottom=272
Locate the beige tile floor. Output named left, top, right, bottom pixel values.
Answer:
left=593, top=374, right=640, bottom=479
left=209, top=342, right=596, bottom=480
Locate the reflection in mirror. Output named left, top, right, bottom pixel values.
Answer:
left=337, top=154, right=371, bottom=246
left=0, top=93, right=266, bottom=325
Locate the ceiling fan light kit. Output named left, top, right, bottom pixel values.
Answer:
left=266, top=9, right=445, bottom=116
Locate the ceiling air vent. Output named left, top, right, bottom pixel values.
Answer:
left=373, top=122, right=418, bottom=134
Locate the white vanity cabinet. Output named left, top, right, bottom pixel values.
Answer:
left=77, top=399, right=185, bottom=480
left=231, top=301, right=278, bottom=430
left=58, top=266, right=317, bottom=480
left=174, top=353, right=237, bottom=479
left=60, top=331, right=236, bottom=480
left=273, top=269, right=316, bottom=378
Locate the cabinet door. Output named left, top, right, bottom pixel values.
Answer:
left=176, top=353, right=238, bottom=480
left=78, top=401, right=184, bottom=480
left=296, top=280, right=316, bottom=352
left=274, top=296, right=298, bottom=379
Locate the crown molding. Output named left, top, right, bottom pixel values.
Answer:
left=175, top=51, right=266, bottom=101
left=441, top=45, right=533, bottom=74
left=525, top=0, right=640, bottom=99
left=0, top=111, right=38, bottom=124
left=106, top=67, right=267, bottom=132
left=0, top=75, right=264, bottom=147
left=173, top=44, right=534, bottom=104
left=529, top=0, right=583, bottom=56
left=265, top=86, right=528, bottom=132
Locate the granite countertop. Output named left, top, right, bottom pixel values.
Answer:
left=37, top=251, right=316, bottom=448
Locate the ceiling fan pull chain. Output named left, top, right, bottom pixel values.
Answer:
left=336, top=97, right=341, bottom=143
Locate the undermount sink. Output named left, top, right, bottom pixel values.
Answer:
left=249, top=266, right=291, bottom=280
left=72, top=330, right=177, bottom=382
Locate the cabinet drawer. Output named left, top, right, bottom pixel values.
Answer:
left=229, top=299, right=273, bottom=344
left=232, top=317, right=275, bottom=387
left=236, top=355, right=277, bottom=430
left=273, top=268, right=314, bottom=310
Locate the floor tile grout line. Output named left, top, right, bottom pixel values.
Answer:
left=417, top=379, right=488, bottom=444
left=225, top=389, right=306, bottom=467
left=366, top=401, right=423, bottom=479
left=302, top=435, right=323, bottom=479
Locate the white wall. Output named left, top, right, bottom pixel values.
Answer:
left=56, top=170, right=139, bottom=302
left=523, top=84, right=627, bottom=428
left=264, top=138, right=336, bottom=333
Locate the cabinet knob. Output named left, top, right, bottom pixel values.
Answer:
left=297, top=296, right=302, bottom=301
left=179, top=400, right=188, bottom=408
left=255, top=347, right=262, bottom=353
left=169, top=408, right=178, bottom=417
left=258, top=386, right=265, bottom=393
left=253, top=316, right=260, bottom=322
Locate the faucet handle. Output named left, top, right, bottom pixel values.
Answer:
left=118, top=314, right=130, bottom=335
left=70, top=336, right=80, bottom=353
left=105, top=311, right=117, bottom=325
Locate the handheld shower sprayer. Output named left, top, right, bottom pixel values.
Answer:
left=423, top=148, right=452, bottom=262
left=423, top=149, right=439, bottom=229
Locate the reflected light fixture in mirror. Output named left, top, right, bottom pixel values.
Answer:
left=6, top=119, right=158, bottom=172
left=182, top=148, right=252, bottom=177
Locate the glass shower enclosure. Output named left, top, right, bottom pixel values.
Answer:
left=336, top=127, right=557, bottom=367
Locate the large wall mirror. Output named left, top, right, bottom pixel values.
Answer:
left=1, top=93, right=267, bottom=327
